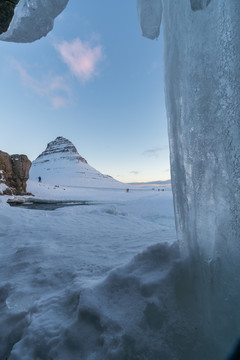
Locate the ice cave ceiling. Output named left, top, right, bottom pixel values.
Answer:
left=0, top=0, right=69, bottom=43
left=0, top=0, right=212, bottom=43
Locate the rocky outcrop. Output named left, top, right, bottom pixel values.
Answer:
left=0, top=0, right=20, bottom=35
left=0, top=150, right=31, bottom=195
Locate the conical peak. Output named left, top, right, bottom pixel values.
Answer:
left=36, top=136, right=87, bottom=164
left=46, top=136, right=78, bottom=154
left=50, top=136, right=77, bottom=149
left=30, top=136, right=122, bottom=188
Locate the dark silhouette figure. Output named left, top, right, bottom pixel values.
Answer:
left=38, top=176, right=41, bottom=183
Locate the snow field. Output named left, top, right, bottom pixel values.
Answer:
left=0, top=186, right=175, bottom=359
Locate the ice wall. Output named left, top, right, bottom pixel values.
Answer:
left=162, top=0, right=240, bottom=263
left=138, top=0, right=240, bottom=356
left=139, top=0, right=240, bottom=264
left=0, top=0, right=69, bottom=43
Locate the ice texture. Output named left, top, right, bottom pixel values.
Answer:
left=137, top=0, right=162, bottom=40
left=190, top=0, right=212, bottom=11
left=0, top=0, right=69, bottom=43
left=139, top=0, right=240, bottom=270
left=162, top=0, right=240, bottom=262
left=139, top=0, right=240, bottom=357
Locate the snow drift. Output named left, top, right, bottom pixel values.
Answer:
left=6, top=240, right=233, bottom=359
left=0, top=190, right=176, bottom=360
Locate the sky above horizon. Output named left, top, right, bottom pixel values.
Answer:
left=0, top=1, right=170, bottom=183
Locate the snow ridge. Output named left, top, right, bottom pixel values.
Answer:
left=36, top=136, right=87, bottom=164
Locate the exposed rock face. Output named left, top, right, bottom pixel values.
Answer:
left=0, top=0, right=20, bottom=35
left=0, top=150, right=31, bottom=195
left=36, top=136, right=88, bottom=164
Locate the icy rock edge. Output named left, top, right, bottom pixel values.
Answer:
left=0, top=0, right=69, bottom=43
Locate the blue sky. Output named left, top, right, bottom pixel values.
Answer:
left=0, top=0, right=170, bottom=183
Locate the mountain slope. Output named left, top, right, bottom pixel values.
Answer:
left=28, top=136, right=123, bottom=188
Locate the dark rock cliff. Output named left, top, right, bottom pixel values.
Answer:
left=0, top=150, right=31, bottom=195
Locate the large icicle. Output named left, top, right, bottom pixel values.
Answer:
left=139, top=0, right=240, bottom=272
left=137, top=0, right=162, bottom=40
left=162, top=0, right=240, bottom=264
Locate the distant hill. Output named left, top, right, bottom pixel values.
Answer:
left=28, top=136, right=124, bottom=188
left=128, top=180, right=171, bottom=186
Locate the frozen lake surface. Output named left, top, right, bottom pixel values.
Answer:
left=0, top=186, right=176, bottom=359
left=7, top=198, right=101, bottom=210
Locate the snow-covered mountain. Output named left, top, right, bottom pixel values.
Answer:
left=28, top=136, right=123, bottom=188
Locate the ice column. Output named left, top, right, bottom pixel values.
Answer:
left=163, top=0, right=240, bottom=265
left=139, top=0, right=240, bottom=354
left=139, top=0, right=240, bottom=262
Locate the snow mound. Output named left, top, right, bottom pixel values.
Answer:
left=55, top=244, right=232, bottom=360
left=8, top=241, right=236, bottom=359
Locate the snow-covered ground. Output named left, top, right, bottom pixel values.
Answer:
left=0, top=184, right=176, bottom=359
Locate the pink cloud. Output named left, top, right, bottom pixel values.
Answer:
left=55, top=38, right=103, bottom=82
left=51, top=96, right=68, bottom=109
left=12, top=60, right=70, bottom=109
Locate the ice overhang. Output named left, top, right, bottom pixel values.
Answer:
left=137, top=0, right=213, bottom=40
left=0, top=0, right=69, bottom=43
left=0, top=0, right=213, bottom=44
